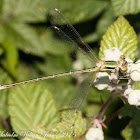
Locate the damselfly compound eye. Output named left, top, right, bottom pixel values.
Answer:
left=120, top=55, right=126, bottom=61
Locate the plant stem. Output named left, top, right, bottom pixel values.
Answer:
left=96, top=91, right=116, bottom=120
left=104, top=108, right=122, bottom=124
left=2, top=118, right=11, bottom=132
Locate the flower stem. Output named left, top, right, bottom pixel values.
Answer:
left=96, top=91, right=116, bottom=120
left=104, top=108, right=122, bottom=124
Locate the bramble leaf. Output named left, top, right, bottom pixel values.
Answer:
left=4, top=21, right=45, bottom=56
left=1, top=39, right=18, bottom=78
left=40, top=29, right=74, bottom=56
left=111, top=0, right=140, bottom=16
left=1, top=0, right=49, bottom=22
left=132, top=81, right=140, bottom=90
left=0, top=24, right=6, bottom=42
left=0, top=68, right=12, bottom=118
left=120, top=105, right=140, bottom=140
left=99, top=16, right=138, bottom=61
left=0, top=0, right=109, bottom=24
left=23, top=111, right=86, bottom=140
left=8, top=82, right=60, bottom=136
left=96, top=6, right=115, bottom=39
left=53, top=0, right=109, bottom=24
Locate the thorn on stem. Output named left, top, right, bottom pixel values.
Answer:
left=100, top=96, right=104, bottom=105
left=86, top=115, right=95, bottom=119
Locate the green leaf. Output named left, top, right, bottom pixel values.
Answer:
left=0, top=0, right=3, bottom=14
left=46, top=113, right=86, bottom=139
left=120, top=105, right=140, bottom=140
left=1, top=0, right=50, bottom=22
left=0, top=0, right=109, bottom=24
left=23, top=111, right=86, bottom=140
left=136, top=32, right=140, bottom=59
left=50, top=83, right=76, bottom=110
left=0, top=24, right=6, bottom=42
left=8, top=82, right=60, bottom=136
left=4, top=21, right=45, bottom=56
left=1, top=39, right=18, bottom=78
left=96, top=7, right=115, bottom=39
left=111, top=0, right=140, bottom=16
left=74, top=51, right=94, bottom=69
left=132, top=81, right=140, bottom=90
left=40, top=29, right=74, bottom=55
left=83, top=32, right=98, bottom=43
left=54, top=0, right=109, bottom=24
left=23, top=125, right=48, bottom=140
left=0, top=69, right=13, bottom=139
left=0, top=47, right=4, bottom=56
left=36, top=55, right=72, bottom=75
left=83, top=6, right=115, bottom=44
left=0, top=68, right=12, bottom=118
left=99, top=16, right=138, bottom=61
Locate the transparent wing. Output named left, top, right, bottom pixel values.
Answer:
left=47, top=8, right=99, bottom=64
left=62, top=72, right=97, bottom=128
left=46, top=8, right=99, bottom=133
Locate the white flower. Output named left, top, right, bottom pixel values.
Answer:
left=104, top=47, right=123, bottom=61
left=94, top=72, right=110, bottom=90
left=130, top=60, right=140, bottom=81
left=124, top=88, right=132, bottom=98
left=104, top=48, right=133, bottom=72
left=128, top=90, right=140, bottom=106
left=125, top=58, right=133, bottom=73
left=85, top=127, right=104, bottom=140
left=125, top=58, right=133, bottom=63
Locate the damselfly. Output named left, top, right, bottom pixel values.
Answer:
left=0, top=8, right=128, bottom=133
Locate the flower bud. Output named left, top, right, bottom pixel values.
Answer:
left=130, top=60, right=140, bottom=81
left=94, top=72, right=110, bottom=90
left=124, top=88, right=132, bottom=98
left=128, top=90, right=140, bottom=106
left=125, top=58, right=133, bottom=73
left=85, top=127, right=104, bottom=140
left=104, top=47, right=122, bottom=61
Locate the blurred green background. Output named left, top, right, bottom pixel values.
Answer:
left=0, top=0, right=140, bottom=140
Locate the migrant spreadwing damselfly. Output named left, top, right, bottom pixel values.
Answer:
left=0, top=8, right=128, bottom=128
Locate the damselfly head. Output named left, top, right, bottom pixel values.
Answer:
left=120, top=55, right=126, bottom=61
